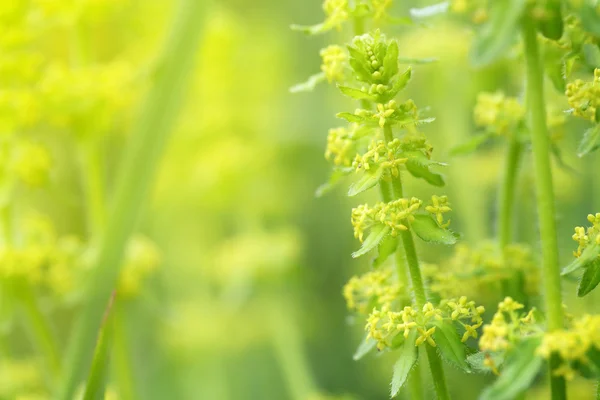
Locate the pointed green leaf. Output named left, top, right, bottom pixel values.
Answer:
left=388, top=67, right=412, bottom=98
left=382, top=40, right=399, bottom=82
left=337, top=85, right=375, bottom=101
left=409, top=2, right=449, bottom=19
left=336, top=112, right=366, bottom=123
left=353, top=336, right=377, bottom=361
left=583, top=43, right=600, bottom=68
left=290, top=23, right=327, bottom=35
left=348, top=169, right=383, bottom=196
left=390, top=329, right=418, bottom=398
left=562, top=243, right=600, bottom=276
left=538, top=1, right=563, bottom=40
left=467, top=351, right=505, bottom=374
left=432, top=321, right=470, bottom=372
left=480, top=338, right=543, bottom=400
left=372, top=234, right=399, bottom=268
left=352, top=225, right=391, bottom=258
left=580, top=4, right=600, bottom=37
left=347, top=45, right=373, bottom=83
left=315, top=168, right=350, bottom=198
left=405, top=152, right=446, bottom=187
left=398, top=57, right=438, bottom=65
left=411, top=214, right=457, bottom=245
left=450, top=132, right=494, bottom=156
left=578, top=125, right=600, bottom=157
left=289, top=72, right=326, bottom=93
left=470, top=0, right=526, bottom=67
left=578, top=258, right=600, bottom=297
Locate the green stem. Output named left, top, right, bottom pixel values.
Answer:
left=112, top=306, right=136, bottom=400
left=19, top=284, right=62, bottom=381
left=81, top=140, right=106, bottom=237
left=498, top=136, right=523, bottom=248
left=521, top=17, right=566, bottom=400
left=269, top=303, right=316, bottom=400
left=57, top=1, right=206, bottom=397
left=384, top=126, right=450, bottom=400
left=83, top=292, right=116, bottom=400
left=426, top=345, right=451, bottom=400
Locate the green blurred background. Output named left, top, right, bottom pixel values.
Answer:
left=1, top=0, right=600, bottom=399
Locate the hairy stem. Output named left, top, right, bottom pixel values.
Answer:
left=522, top=16, right=566, bottom=400
left=384, top=125, right=450, bottom=400
left=407, top=353, right=424, bottom=399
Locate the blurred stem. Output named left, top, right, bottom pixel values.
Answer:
left=83, top=292, right=116, bottom=400
left=498, top=136, right=523, bottom=248
left=57, top=0, right=206, bottom=397
left=81, top=139, right=106, bottom=237
left=269, top=304, right=316, bottom=400
left=522, top=16, right=566, bottom=400
left=384, top=125, right=450, bottom=400
left=112, top=305, right=136, bottom=400
left=19, top=284, right=62, bottom=382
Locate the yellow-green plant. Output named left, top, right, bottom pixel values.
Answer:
left=293, top=3, right=489, bottom=399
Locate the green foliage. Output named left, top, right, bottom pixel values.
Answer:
left=480, top=338, right=543, bottom=400
left=352, top=225, right=390, bottom=258
left=470, top=0, right=526, bottom=67
left=578, top=125, right=600, bottom=157
left=411, top=214, right=457, bottom=245
left=390, top=329, right=418, bottom=398
left=353, top=336, right=377, bottom=361
left=578, top=258, right=600, bottom=297
left=432, top=321, right=470, bottom=372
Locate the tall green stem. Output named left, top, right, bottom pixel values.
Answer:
left=57, top=1, right=206, bottom=397
left=81, top=140, right=106, bottom=237
left=384, top=125, right=450, bottom=400
left=498, top=137, right=523, bottom=248
left=521, top=17, right=566, bottom=400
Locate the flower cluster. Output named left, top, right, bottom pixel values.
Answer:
left=320, top=45, right=347, bottom=83
left=366, top=296, right=485, bottom=350
left=353, top=139, right=408, bottom=177
left=473, top=92, right=525, bottom=136
left=571, top=212, right=600, bottom=257
left=6, top=139, right=52, bottom=188
left=537, top=314, right=600, bottom=380
left=479, top=297, right=541, bottom=353
left=566, top=69, right=600, bottom=123
left=425, top=195, right=451, bottom=228
left=343, top=266, right=405, bottom=315
left=351, top=197, right=422, bottom=241
left=423, top=242, right=540, bottom=299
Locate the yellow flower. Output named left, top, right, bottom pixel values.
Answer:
left=320, top=45, right=347, bottom=83
left=415, top=326, right=436, bottom=347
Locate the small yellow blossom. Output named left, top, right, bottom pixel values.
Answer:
left=320, top=45, right=347, bottom=83
left=474, top=91, right=525, bottom=136
left=425, top=195, right=452, bottom=228
left=351, top=197, right=422, bottom=241
left=566, top=69, right=600, bottom=122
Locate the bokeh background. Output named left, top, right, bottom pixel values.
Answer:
left=1, top=0, right=600, bottom=399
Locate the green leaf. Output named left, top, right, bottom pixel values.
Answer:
left=398, top=57, right=438, bottom=65
left=348, top=169, right=383, bottom=196
left=352, top=225, right=391, bottom=258
left=390, top=329, right=418, bottom=398
left=372, top=234, right=398, bottom=268
left=578, top=258, right=600, bottom=297
left=347, top=45, right=373, bottom=83
left=411, top=214, right=457, bottom=245
left=289, top=72, right=326, bottom=93
left=388, top=67, right=412, bottom=97
left=315, top=168, right=350, bottom=198
left=382, top=40, right=399, bottom=82
left=578, top=125, right=600, bottom=157
left=542, top=42, right=566, bottom=92
left=480, top=338, right=543, bottom=400
left=353, top=336, right=377, bottom=361
left=470, top=0, right=526, bottom=67
left=538, top=1, right=563, bottom=40
left=580, top=4, right=600, bottom=37
left=562, top=243, right=600, bottom=275
left=290, top=23, right=327, bottom=35
left=432, top=321, right=470, bottom=372
left=337, top=85, right=375, bottom=101
left=409, top=2, right=449, bottom=19
left=467, top=351, right=505, bottom=374
left=450, top=132, right=494, bottom=156
left=404, top=151, right=446, bottom=187
left=337, top=112, right=366, bottom=123
left=583, top=43, right=600, bottom=68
